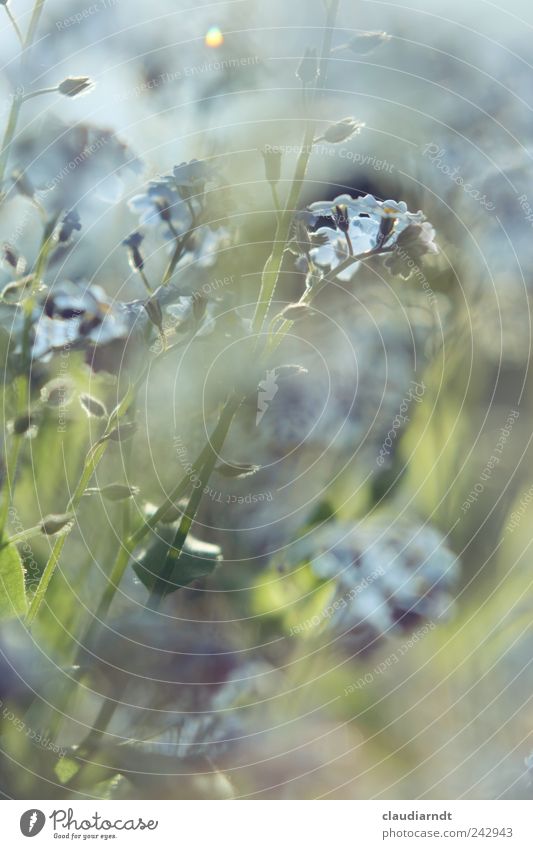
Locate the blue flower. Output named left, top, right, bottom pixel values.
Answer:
left=129, top=179, right=193, bottom=236
left=304, top=193, right=429, bottom=280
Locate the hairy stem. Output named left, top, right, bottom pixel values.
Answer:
left=147, top=393, right=242, bottom=608
left=251, top=0, right=340, bottom=336
left=0, top=0, right=47, bottom=188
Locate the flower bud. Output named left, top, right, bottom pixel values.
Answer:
left=348, top=31, right=390, bottom=55
left=58, top=210, right=81, bottom=244
left=123, top=232, right=144, bottom=271
left=323, top=117, right=364, bottom=144
left=274, top=364, right=308, bottom=380
left=215, top=462, right=261, bottom=479
left=79, top=393, right=107, bottom=419
left=40, top=513, right=74, bottom=536
left=333, top=204, right=350, bottom=233
left=10, top=413, right=38, bottom=437
left=58, top=76, right=93, bottom=98
left=2, top=244, right=20, bottom=270
left=376, top=215, right=396, bottom=248
left=40, top=378, right=74, bottom=408
left=261, top=148, right=282, bottom=186
left=87, top=483, right=140, bottom=501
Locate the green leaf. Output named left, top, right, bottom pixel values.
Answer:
left=132, top=526, right=222, bottom=595
left=0, top=543, right=28, bottom=620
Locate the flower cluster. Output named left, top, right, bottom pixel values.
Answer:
left=295, top=193, right=438, bottom=282
left=128, top=159, right=230, bottom=270
left=294, top=516, right=459, bottom=652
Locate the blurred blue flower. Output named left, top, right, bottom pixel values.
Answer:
left=129, top=179, right=194, bottom=236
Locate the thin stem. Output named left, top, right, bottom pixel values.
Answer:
left=147, top=393, right=242, bottom=608
left=45, top=405, right=240, bottom=743
left=24, top=313, right=197, bottom=627
left=0, top=0, right=47, bottom=188
left=1, top=524, right=41, bottom=547
left=162, top=234, right=185, bottom=284
left=138, top=268, right=153, bottom=294
left=270, top=183, right=281, bottom=217
left=25, top=440, right=108, bottom=627
left=345, top=231, right=354, bottom=256
left=0, top=374, right=27, bottom=540
left=21, top=86, right=59, bottom=102
left=4, top=5, right=24, bottom=47
left=268, top=246, right=390, bottom=354
left=251, top=0, right=340, bottom=337
left=23, top=0, right=46, bottom=51
left=0, top=92, right=23, bottom=192
left=0, top=435, right=22, bottom=541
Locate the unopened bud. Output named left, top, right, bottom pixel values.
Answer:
left=79, top=393, right=107, bottom=419
left=323, top=117, right=364, bottom=144
left=333, top=204, right=350, bottom=233
left=348, top=31, right=390, bottom=55
left=123, top=232, right=144, bottom=271
left=274, top=364, right=308, bottom=380
left=40, top=513, right=74, bottom=536
left=376, top=215, right=396, bottom=248
left=86, top=483, right=140, bottom=501
left=10, top=413, right=38, bottom=436
left=58, top=209, right=81, bottom=243
left=58, top=76, right=93, bottom=98
left=2, top=244, right=20, bottom=270
left=40, top=378, right=74, bottom=407
left=215, top=462, right=261, bottom=479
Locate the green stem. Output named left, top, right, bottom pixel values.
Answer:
left=0, top=435, right=22, bottom=541
left=25, top=440, right=108, bottom=627
left=251, top=0, right=340, bottom=337
left=270, top=182, right=281, bottom=217
left=147, top=393, right=242, bottom=608
left=1, top=524, right=41, bottom=547
left=4, top=5, right=24, bottom=46
left=162, top=232, right=187, bottom=284
left=45, top=399, right=241, bottom=743
left=0, top=0, right=47, bottom=189
left=0, top=93, right=23, bottom=192
left=23, top=0, right=46, bottom=51
left=268, top=246, right=389, bottom=354
left=21, top=86, right=59, bottom=102
left=138, top=268, right=153, bottom=294
left=0, top=374, right=27, bottom=540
